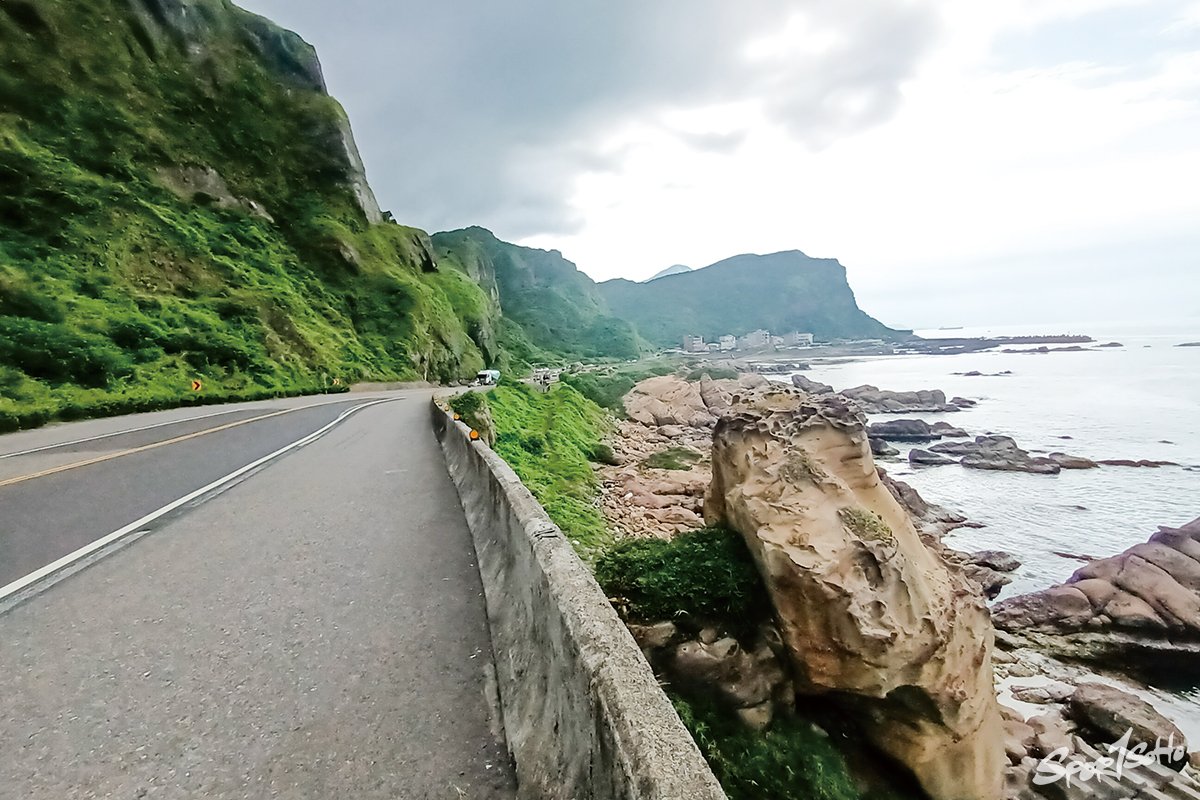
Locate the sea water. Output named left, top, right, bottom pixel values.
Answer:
left=788, top=321, right=1200, bottom=733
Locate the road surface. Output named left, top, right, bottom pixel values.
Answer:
left=0, top=392, right=516, bottom=799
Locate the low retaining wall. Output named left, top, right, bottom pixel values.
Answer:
left=432, top=400, right=726, bottom=800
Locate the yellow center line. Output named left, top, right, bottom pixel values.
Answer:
left=0, top=406, right=308, bottom=489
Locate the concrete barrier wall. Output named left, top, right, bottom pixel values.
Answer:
left=432, top=401, right=727, bottom=800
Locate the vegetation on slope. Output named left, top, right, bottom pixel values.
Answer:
left=433, top=227, right=642, bottom=361
left=479, top=381, right=613, bottom=560
left=0, top=0, right=499, bottom=430
left=599, top=251, right=901, bottom=347
left=558, top=360, right=676, bottom=412
left=595, top=527, right=767, bottom=622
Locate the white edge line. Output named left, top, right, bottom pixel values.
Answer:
left=0, top=395, right=370, bottom=460
left=0, top=398, right=395, bottom=603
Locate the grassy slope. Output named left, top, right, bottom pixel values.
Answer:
left=0, top=0, right=496, bottom=430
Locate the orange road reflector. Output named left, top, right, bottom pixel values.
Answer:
left=191, top=380, right=203, bottom=392
left=469, top=430, right=481, bottom=441
left=453, top=413, right=461, bottom=420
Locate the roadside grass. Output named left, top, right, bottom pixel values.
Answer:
left=484, top=381, right=613, bottom=561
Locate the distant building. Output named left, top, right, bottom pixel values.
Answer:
left=771, top=335, right=785, bottom=347
left=739, top=329, right=772, bottom=350
left=783, top=332, right=815, bottom=347
left=682, top=334, right=707, bottom=353
left=706, top=342, right=721, bottom=353
left=718, top=335, right=737, bottom=352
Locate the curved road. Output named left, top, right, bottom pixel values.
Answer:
left=0, top=392, right=516, bottom=799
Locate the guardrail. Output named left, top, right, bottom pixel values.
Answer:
left=431, top=400, right=726, bottom=800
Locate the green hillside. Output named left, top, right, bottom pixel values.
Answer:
left=433, top=227, right=641, bottom=361
left=0, top=0, right=500, bottom=430
left=599, top=251, right=900, bottom=347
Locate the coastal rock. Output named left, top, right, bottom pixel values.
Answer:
left=869, top=437, right=899, bottom=457
left=1097, top=459, right=1178, bottom=468
left=623, top=375, right=719, bottom=429
left=931, top=436, right=1064, bottom=475
left=950, top=396, right=978, bottom=407
left=790, top=374, right=834, bottom=394
left=932, top=422, right=969, bottom=437
left=840, top=384, right=963, bottom=414
left=1047, top=453, right=1098, bottom=470
left=1178, top=342, right=1200, bottom=348
left=705, top=386, right=1004, bottom=800
left=1068, top=683, right=1187, bottom=755
left=668, top=636, right=790, bottom=716
left=910, top=448, right=955, bottom=466
left=970, top=550, right=1022, bottom=573
left=993, top=518, right=1200, bottom=667
left=867, top=419, right=939, bottom=442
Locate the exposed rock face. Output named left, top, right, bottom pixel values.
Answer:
left=622, top=373, right=769, bottom=429
left=704, top=386, right=1004, bottom=800
left=993, top=518, right=1200, bottom=666
left=128, top=0, right=383, bottom=224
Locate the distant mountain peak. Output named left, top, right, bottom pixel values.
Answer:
left=646, top=264, right=693, bottom=282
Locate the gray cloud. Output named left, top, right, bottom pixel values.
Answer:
left=237, top=0, right=941, bottom=238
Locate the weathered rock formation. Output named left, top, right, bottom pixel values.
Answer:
left=704, top=386, right=1004, bottom=800
left=791, top=374, right=834, bottom=394
left=993, top=517, right=1200, bottom=666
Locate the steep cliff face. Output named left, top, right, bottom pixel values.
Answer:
left=600, top=251, right=900, bottom=346
left=704, top=386, right=1003, bottom=800
left=432, top=227, right=642, bottom=361
left=0, top=0, right=495, bottom=427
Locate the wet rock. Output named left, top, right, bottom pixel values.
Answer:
left=870, top=437, right=899, bottom=457
left=930, top=435, right=1065, bottom=474
left=1097, top=459, right=1179, bottom=468
left=1047, top=453, right=1098, bottom=470
left=1068, top=683, right=1187, bottom=757
left=868, top=418, right=939, bottom=442
left=970, top=550, right=1022, bottom=573
left=910, top=448, right=956, bottom=466
left=932, top=422, right=969, bottom=437
left=840, top=384, right=964, bottom=414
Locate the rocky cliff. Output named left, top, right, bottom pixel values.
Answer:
left=0, top=0, right=500, bottom=428
left=704, top=386, right=1004, bottom=800
left=432, top=227, right=641, bottom=361
left=600, top=251, right=900, bottom=346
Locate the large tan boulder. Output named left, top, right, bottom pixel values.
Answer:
left=704, top=386, right=1004, bottom=800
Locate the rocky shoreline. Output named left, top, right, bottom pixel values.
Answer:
left=593, top=369, right=1198, bottom=800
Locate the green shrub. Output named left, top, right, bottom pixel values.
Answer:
left=595, top=527, right=766, bottom=622
left=643, top=446, right=703, bottom=471
left=586, top=442, right=619, bottom=465
left=672, top=694, right=867, bottom=800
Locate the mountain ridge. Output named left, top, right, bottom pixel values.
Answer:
left=599, top=250, right=898, bottom=346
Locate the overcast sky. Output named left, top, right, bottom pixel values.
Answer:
left=237, top=0, right=1199, bottom=330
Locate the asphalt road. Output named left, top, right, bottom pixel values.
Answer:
left=0, top=393, right=516, bottom=798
